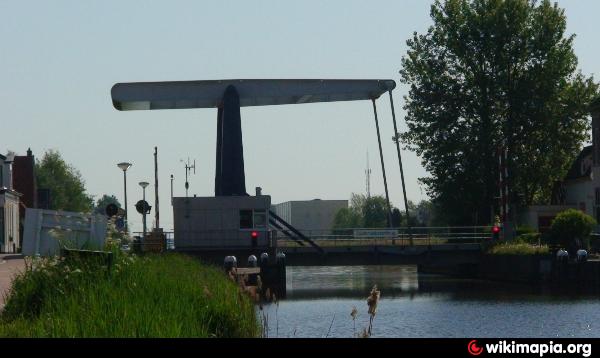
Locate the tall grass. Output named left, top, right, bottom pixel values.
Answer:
left=0, top=252, right=259, bottom=337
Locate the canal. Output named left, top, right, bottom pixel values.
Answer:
left=258, top=265, right=600, bottom=338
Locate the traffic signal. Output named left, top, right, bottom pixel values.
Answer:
left=135, top=200, right=152, bottom=214
left=492, top=225, right=501, bottom=240
left=105, top=203, right=119, bottom=217
left=251, top=231, right=258, bottom=248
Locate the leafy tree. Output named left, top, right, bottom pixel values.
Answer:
left=36, top=150, right=93, bottom=212
left=363, top=196, right=389, bottom=228
left=93, top=194, right=121, bottom=215
left=332, top=207, right=363, bottom=229
left=333, top=194, right=392, bottom=229
left=400, top=0, right=599, bottom=225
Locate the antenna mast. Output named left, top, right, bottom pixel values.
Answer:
left=182, top=158, right=196, bottom=198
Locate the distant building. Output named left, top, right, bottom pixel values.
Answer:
left=0, top=152, right=22, bottom=253
left=271, top=199, right=348, bottom=233
left=520, top=99, right=600, bottom=231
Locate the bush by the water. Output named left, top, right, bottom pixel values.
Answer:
left=0, top=252, right=259, bottom=337
left=549, top=209, right=597, bottom=250
left=514, top=232, right=542, bottom=245
left=488, top=243, right=549, bottom=256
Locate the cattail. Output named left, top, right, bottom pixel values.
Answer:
left=367, top=285, right=380, bottom=316
left=350, top=306, right=358, bottom=337
left=366, top=285, right=380, bottom=337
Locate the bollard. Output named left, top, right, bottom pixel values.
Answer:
left=247, top=255, right=258, bottom=267
left=556, top=249, right=569, bottom=263
left=260, top=252, right=269, bottom=267
left=276, top=252, right=286, bottom=266
left=577, top=249, right=588, bottom=263
left=276, top=252, right=287, bottom=298
left=224, top=255, right=237, bottom=272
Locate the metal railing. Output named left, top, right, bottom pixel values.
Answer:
left=276, top=226, right=492, bottom=248
left=132, top=231, right=175, bottom=250
left=131, top=226, right=492, bottom=250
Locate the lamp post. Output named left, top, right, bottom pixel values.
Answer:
left=139, top=181, right=149, bottom=238
left=117, top=162, right=132, bottom=223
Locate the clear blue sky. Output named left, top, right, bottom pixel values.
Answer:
left=1, top=1, right=598, bottom=232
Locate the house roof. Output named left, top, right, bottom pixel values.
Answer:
left=564, top=145, right=593, bottom=181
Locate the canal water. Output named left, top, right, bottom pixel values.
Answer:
left=258, top=265, right=600, bottom=338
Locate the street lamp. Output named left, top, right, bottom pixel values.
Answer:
left=139, top=181, right=149, bottom=238
left=117, top=162, right=132, bottom=223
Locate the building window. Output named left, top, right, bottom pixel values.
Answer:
left=253, top=210, right=266, bottom=228
left=240, top=209, right=267, bottom=229
left=240, top=210, right=253, bottom=229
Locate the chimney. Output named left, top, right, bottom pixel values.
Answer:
left=255, top=187, right=262, bottom=196
left=592, top=98, right=600, bottom=167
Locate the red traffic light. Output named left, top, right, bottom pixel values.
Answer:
left=251, top=231, right=258, bottom=239
left=492, top=226, right=500, bottom=234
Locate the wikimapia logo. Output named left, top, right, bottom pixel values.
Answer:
left=467, top=340, right=592, bottom=357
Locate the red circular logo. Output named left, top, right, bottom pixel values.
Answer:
left=468, top=340, right=483, bottom=356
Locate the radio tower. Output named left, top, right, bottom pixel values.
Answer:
left=365, top=150, right=371, bottom=198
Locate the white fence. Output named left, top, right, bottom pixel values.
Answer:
left=22, top=208, right=107, bottom=257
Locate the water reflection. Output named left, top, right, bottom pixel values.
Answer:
left=259, top=265, right=600, bottom=338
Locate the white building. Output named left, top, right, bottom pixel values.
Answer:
left=520, top=99, right=600, bottom=231
left=271, top=199, right=348, bottom=233
left=0, top=152, right=22, bottom=253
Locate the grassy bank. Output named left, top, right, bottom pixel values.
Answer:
left=0, top=252, right=259, bottom=337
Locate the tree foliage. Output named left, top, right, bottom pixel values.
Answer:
left=35, top=150, right=93, bottom=213
left=93, top=194, right=122, bottom=215
left=400, top=0, right=598, bottom=225
left=333, top=194, right=389, bottom=229
left=550, top=209, right=596, bottom=250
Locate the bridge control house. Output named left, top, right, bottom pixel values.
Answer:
left=173, top=194, right=272, bottom=250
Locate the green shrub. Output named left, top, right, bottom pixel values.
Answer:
left=0, top=253, right=259, bottom=338
left=549, top=209, right=597, bottom=250
left=488, top=243, right=549, bottom=255
left=516, top=225, right=536, bottom=236
left=513, top=232, right=541, bottom=245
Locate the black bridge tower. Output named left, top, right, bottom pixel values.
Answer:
left=215, top=85, right=246, bottom=196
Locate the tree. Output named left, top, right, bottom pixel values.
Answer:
left=332, top=207, right=363, bottom=229
left=400, top=0, right=599, bottom=225
left=93, top=194, right=121, bottom=215
left=333, top=194, right=393, bottom=229
left=36, top=150, right=93, bottom=212
left=363, top=196, right=389, bottom=228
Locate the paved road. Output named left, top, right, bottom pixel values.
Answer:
left=0, top=254, right=25, bottom=309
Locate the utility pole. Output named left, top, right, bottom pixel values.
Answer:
left=154, top=147, right=160, bottom=229
left=365, top=150, right=371, bottom=198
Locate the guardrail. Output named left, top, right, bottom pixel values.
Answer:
left=134, top=226, right=493, bottom=250
left=276, top=226, right=492, bottom=248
